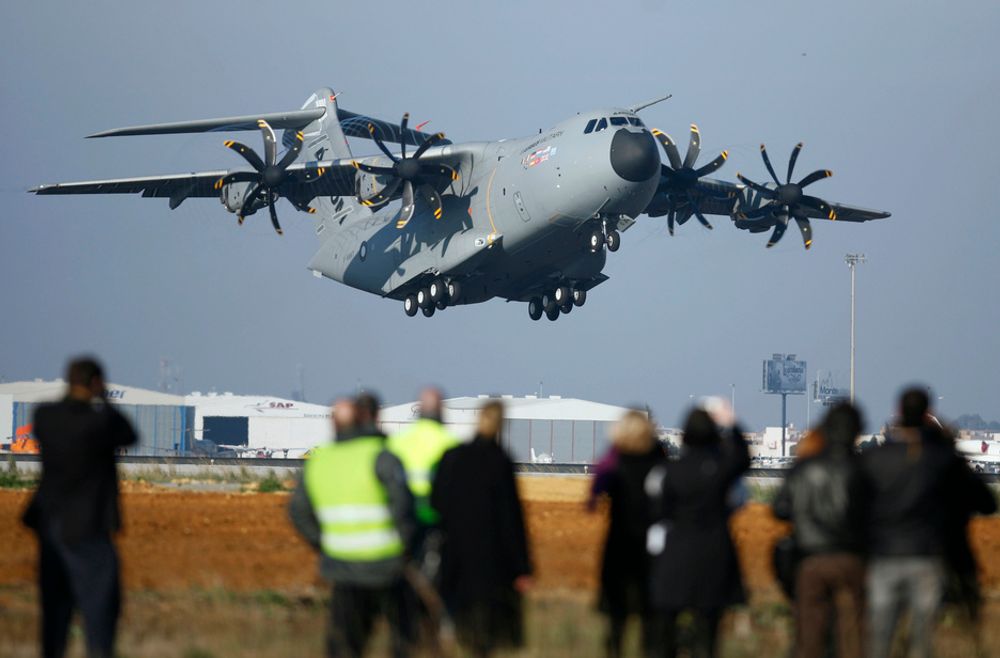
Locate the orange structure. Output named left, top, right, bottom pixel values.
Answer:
left=11, top=424, right=39, bottom=454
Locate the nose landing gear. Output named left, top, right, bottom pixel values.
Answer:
left=587, top=218, right=622, bottom=254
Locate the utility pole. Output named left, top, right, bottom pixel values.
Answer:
left=845, top=254, right=866, bottom=403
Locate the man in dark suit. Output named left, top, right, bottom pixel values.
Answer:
left=22, top=357, right=137, bottom=658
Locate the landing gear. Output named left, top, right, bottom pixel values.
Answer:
left=545, top=305, right=560, bottom=321
left=421, top=305, right=435, bottom=318
left=572, top=289, right=587, bottom=307
left=436, top=300, right=447, bottom=310
left=417, top=288, right=432, bottom=310
left=553, top=286, right=571, bottom=306
left=403, top=294, right=419, bottom=317
left=606, top=230, right=621, bottom=252
left=447, top=280, right=462, bottom=303
left=429, top=278, right=447, bottom=304
left=560, top=302, right=573, bottom=315
left=528, top=297, right=544, bottom=321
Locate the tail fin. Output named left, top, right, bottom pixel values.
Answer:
left=293, top=87, right=353, bottom=161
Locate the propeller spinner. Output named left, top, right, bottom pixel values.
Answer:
left=736, top=143, right=837, bottom=249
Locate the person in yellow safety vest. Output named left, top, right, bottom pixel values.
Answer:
left=387, top=387, right=459, bottom=527
left=289, top=396, right=416, bottom=658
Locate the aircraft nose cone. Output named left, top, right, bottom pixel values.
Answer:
left=609, top=129, right=659, bottom=182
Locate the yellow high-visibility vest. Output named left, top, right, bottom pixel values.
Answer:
left=387, top=419, right=458, bottom=524
left=304, top=437, right=404, bottom=561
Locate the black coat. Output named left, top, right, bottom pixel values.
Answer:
left=647, top=429, right=750, bottom=611
left=431, top=436, right=532, bottom=649
left=590, top=444, right=666, bottom=615
left=23, top=398, right=137, bottom=544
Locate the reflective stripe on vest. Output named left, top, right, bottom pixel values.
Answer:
left=305, top=437, right=403, bottom=562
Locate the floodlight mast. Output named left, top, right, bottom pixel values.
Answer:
left=845, top=254, right=867, bottom=403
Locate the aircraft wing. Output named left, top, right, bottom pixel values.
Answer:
left=804, top=202, right=890, bottom=223
left=30, top=160, right=360, bottom=208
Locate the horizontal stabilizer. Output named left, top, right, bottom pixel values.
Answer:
left=87, top=108, right=327, bottom=138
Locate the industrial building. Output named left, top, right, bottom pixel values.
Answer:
left=0, top=380, right=330, bottom=457
left=381, top=395, right=633, bottom=463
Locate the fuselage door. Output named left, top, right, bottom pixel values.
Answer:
left=513, top=191, right=531, bottom=222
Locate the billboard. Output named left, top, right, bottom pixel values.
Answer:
left=763, top=354, right=807, bottom=394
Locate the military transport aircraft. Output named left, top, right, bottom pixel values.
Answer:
left=31, top=88, right=890, bottom=321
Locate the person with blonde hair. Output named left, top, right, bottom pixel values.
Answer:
left=588, top=409, right=666, bottom=657
left=431, top=400, right=533, bottom=657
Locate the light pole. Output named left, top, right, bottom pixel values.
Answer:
left=845, top=254, right=866, bottom=403
left=731, top=384, right=736, bottom=415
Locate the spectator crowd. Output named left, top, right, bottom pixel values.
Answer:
left=21, top=357, right=997, bottom=657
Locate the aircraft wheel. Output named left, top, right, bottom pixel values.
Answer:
left=606, top=230, right=621, bottom=252
left=588, top=231, right=604, bottom=253
left=541, top=292, right=557, bottom=314
left=436, top=299, right=447, bottom=310
left=417, top=288, right=432, bottom=309
left=429, top=278, right=446, bottom=303
left=560, top=302, right=573, bottom=315
left=447, top=280, right=462, bottom=303
left=572, top=289, right=587, bottom=307
left=553, top=286, right=571, bottom=305
left=421, top=305, right=436, bottom=318
left=545, top=305, right=560, bottom=321
left=528, top=298, right=544, bottom=321
left=403, top=294, right=419, bottom=317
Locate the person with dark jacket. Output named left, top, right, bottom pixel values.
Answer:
left=588, top=409, right=666, bottom=658
left=21, top=357, right=137, bottom=658
left=430, top=400, right=533, bottom=657
left=862, top=387, right=996, bottom=658
left=773, top=403, right=868, bottom=658
left=288, top=395, right=417, bottom=658
left=646, top=401, right=750, bottom=657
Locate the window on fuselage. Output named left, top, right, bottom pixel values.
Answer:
left=610, top=117, right=628, bottom=126
left=584, top=118, right=598, bottom=134
left=594, top=118, right=608, bottom=132
left=627, top=117, right=645, bottom=127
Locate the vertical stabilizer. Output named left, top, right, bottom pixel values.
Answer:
left=294, top=87, right=353, bottom=161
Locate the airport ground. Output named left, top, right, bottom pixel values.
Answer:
left=1, top=476, right=999, bottom=657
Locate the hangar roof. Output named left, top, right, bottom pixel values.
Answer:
left=380, top=395, right=633, bottom=424
left=0, top=380, right=185, bottom=405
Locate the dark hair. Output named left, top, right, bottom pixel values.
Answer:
left=821, top=402, right=863, bottom=448
left=355, top=391, right=381, bottom=423
left=67, top=357, right=104, bottom=388
left=900, top=387, right=930, bottom=428
left=682, top=408, right=720, bottom=447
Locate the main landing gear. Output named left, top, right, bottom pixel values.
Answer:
left=403, top=278, right=462, bottom=318
left=528, top=285, right=587, bottom=321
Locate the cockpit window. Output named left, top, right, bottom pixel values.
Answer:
left=627, top=117, right=645, bottom=127
left=583, top=118, right=597, bottom=134
left=610, top=117, right=628, bottom=126
left=594, top=118, right=608, bottom=133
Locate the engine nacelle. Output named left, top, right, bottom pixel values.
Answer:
left=219, top=181, right=266, bottom=216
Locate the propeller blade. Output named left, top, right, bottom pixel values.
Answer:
left=257, top=120, right=277, bottom=167
left=239, top=183, right=265, bottom=225
left=289, top=198, right=317, bottom=214
left=276, top=131, right=304, bottom=170
left=267, top=198, right=283, bottom=235
left=760, top=145, right=781, bottom=185
left=425, top=164, right=459, bottom=182
left=682, top=124, right=702, bottom=169
left=667, top=208, right=675, bottom=236
left=360, top=177, right=402, bottom=207
left=418, top=184, right=443, bottom=220
left=794, top=216, right=813, bottom=249
left=736, top=173, right=777, bottom=199
left=766, top=212, right=790, bottom=248
left=694, top=151, right=728, bottom=177
left=399, top=112, right=409, bottom=159
left=651, top=130, right=683, bottom=170
left=214, top=171, right=259, bottom=190
left=798, top=169, right=833, bottom=188
left=396, top=181, right=416, bottom=229
left=224, top=140, right=265, bottom=172
left=786, top=142, right=803, bottom=183
left=368, top=123, right=400, bottom=163
left=686, top=192, right=713, bottom=229
left=412, top=132, right=445, bottom=159
left=799, top=195, right=838, bottom=220
left=737, top=205, right=773, bottom=221
left=354, top=162, right=396, bottom=176
left=675, top=208, right=694, bottom=226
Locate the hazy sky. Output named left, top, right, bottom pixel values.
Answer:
left=2, top=0, right=998, bottom=431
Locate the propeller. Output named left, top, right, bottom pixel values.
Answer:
left=353, top=113, right=458, bottom=229
left=649, top=124, right=731, bottom=235
left=214, top=119, right=325, bottom=235
left=735, top=143, right=837, bottom=249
